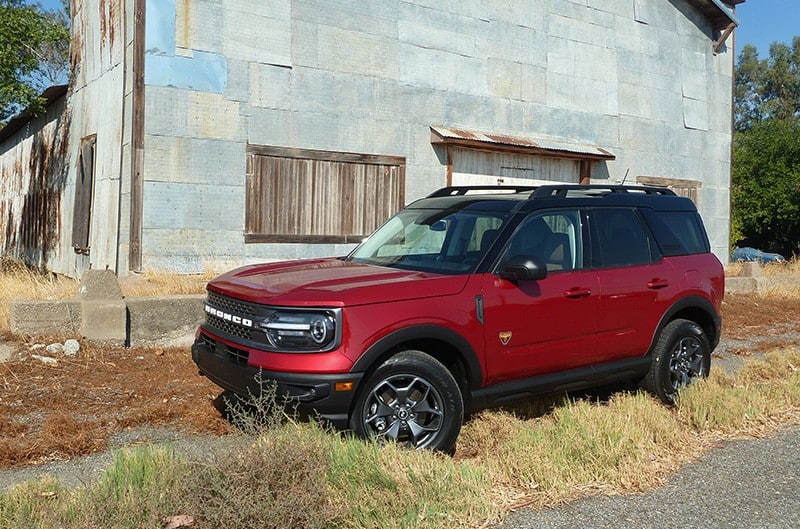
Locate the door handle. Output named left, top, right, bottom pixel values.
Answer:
left=647, top=278, right=669, bottom=289
left=564, top=287, right=591, bottom=299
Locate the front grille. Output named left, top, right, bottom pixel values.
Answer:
left=203, top=290, right=272, bottom=346
left=207, top=313, right=253, bottom=340
left=207, top=291, right=258, bottom=317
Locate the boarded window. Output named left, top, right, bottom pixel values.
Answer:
left=636, top=176, right=701, bottom=207
left=245, top=146, right=405, bottom=243
left=72, top=136, right=96, bottom=254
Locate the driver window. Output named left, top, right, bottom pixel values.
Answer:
left=501, top=210, right=583, bottom=272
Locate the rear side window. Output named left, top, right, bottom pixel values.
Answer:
left=590, top=208, right=655, bottom=268
left=641, top=210, right=710, bottom=256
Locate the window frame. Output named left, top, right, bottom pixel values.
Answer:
left=72, top=135, right=96, bottom=255
left=495, top=209, right=585, bottom=273
left=587, top=207, right=660, bottom=269
left=245, top=145, right=406, bottom=244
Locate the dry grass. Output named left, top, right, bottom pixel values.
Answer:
left=1, top=348, right=799, bottom=529
left=118, top=269, right=217, bottom=298
left=725, top=255, right=800, bottom=278
left=0, top=259, right=77, bottom=332
left=2, top=261, right=800, bottom=527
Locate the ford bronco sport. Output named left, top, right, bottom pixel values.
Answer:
left=192, top=185, right=724, bottom=452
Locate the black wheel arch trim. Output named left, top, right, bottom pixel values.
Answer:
left=651, top=295, right=721, bottom=352
left=351, top=325, right=483, bottom=388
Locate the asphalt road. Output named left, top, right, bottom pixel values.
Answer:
left=496, top=424, right=800, bottom=529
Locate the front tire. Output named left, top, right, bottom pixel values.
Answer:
left=643, top=318, right=710, bottom=405
left=350, top=350, right=463, bottom=453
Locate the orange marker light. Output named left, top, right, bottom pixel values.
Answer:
left=335, top=381, right=354, bottom=392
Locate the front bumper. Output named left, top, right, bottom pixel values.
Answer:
left=192, top=330, right=363, bottom=428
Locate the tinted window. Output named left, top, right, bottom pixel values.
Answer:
left=500, top=210, right=583, bottom=272
left=590, top=208, right=654, bottom=268
left=641, top=210, right=710, bottom=256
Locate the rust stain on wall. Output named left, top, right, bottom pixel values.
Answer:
left=69, top=0, right=82, bottom=78
left=1, top=107, right=71, bottom=269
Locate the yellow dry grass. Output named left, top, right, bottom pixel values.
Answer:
left=0, top=259, right=77, bottom=333
left=118, top=269, right=217, bottom=297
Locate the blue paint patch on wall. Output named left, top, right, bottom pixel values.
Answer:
left=145, top=0, right=227, bottom=93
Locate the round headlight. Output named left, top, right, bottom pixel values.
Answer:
left=309, top=317, right=330, bottom=344
left=261, top=311, right=336, bottom=350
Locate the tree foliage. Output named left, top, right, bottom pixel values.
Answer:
left=732, top=117, right=800, bottom=257
left=735, top=38, right=800, bottom=131
left=732, top=38, right=800, bottom=257
left=0, top=0, right=70, bottom=124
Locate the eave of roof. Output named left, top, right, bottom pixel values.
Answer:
left=430, top=126, right=615, bottom=161
left=0, top=85, right=68, bottom=145
left=688, top=0, right=741, bottom=32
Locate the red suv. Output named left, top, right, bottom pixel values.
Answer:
left=193, top=185, right=724, bottom=452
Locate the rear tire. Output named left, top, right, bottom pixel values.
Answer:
left=350, top=350, right=463, bottom=453
left=643, top=318, right=710, bottom=405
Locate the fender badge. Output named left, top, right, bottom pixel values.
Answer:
left=499, top=331, right=513, bottom=345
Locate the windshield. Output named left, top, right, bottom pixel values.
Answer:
left=347, top=208, right=510, bottom=274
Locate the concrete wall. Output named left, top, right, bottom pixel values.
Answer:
left=138, top=0, right=735, bottom=272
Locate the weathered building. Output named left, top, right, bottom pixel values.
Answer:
left=0, top=0, right=742, bottom=276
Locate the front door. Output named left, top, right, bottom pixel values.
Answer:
left=481, top=209, right=601, bottom=385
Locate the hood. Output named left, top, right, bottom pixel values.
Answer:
left=207, top=258, right=470, bottom=307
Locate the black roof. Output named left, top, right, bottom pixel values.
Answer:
left=408, top=185, right=697, bottom=214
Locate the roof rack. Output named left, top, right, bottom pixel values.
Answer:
left=531, top=185, right=676, bottom=198
left=427, top=185, right=537, bottom=197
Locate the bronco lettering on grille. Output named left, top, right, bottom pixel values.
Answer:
left=205, top=304, right=254, bottom=327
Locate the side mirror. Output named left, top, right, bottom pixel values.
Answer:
left=497, top=255, right=548, bottom=282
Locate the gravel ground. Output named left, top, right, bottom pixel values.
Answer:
left=0, top=426, right=231, bottom=491
left=496, top=424, right=800, bottom=529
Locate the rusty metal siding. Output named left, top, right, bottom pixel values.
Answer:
left=245, top=147, right=405, bottom=243
left=0, top=96, right=71, bottom=269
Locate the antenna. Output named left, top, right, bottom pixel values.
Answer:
left=621, top=168, right=630, bottom=185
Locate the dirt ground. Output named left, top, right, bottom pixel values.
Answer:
left=1, top=293, right=799, bottom=470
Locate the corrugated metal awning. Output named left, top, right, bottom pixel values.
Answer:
left=430, top=125, right=615, bottom=161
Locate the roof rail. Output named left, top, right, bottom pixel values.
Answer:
left=427, top=185, right=537, bottom=197
left=531, top=184, right=676, bottom=198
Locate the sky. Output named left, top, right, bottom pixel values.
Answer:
left=734, top=0, right=800, bottom=58
left=34, top=0, right=798, bottom=60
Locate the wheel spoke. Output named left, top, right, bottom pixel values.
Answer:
left=365, top=396, right=396, bottom=423
left=380, top=418, right=402, bottom=441
left=407, top=417, right=438, bottom=444
left=687, top=354, right=705, bottom=376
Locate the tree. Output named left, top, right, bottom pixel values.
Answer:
left=731, top=117, right=800, bottom=257
left=734, top=38, right=800, bottom=131
left=732, top=39, right=800, bottom=258
left=0, top=0, right=70, bottom=124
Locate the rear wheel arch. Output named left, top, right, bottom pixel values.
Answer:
left=650, top=296, right=720, bottom=353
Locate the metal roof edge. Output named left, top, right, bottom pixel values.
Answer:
left=0, top=85, right=68, bottom=145
left=430, top=125, right=615, bottom=161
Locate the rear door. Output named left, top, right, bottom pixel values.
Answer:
left=587, top=207, right=682, bottom=361
left=481, top=209, right=601, bottom=384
